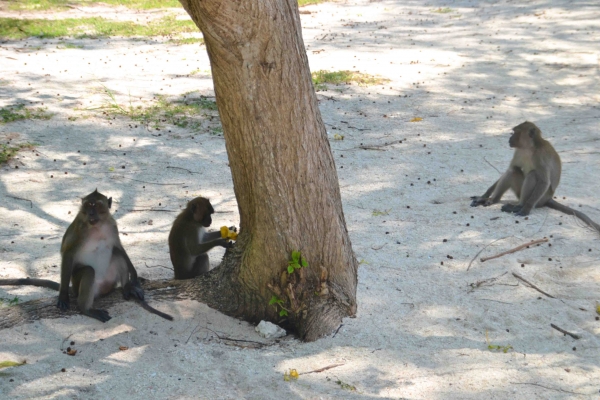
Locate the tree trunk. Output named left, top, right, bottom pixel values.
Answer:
left=0, top=1, right=358, bottom=341
left=179, top=0, right=357, bottom=341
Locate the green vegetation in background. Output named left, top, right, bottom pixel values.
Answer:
left=0, top=104, right=53, bottom=124
left=0, top=15, right=196, bottom=39
left=8, top=0, right=326, bottom=11
left=0, top=143, right=37, bottom=164
left=100, top=88, right=218, bottom=131
left=298, top=0, right=328, bottom=6
left=6, top=0, right=182, bottom=11
left=311, top=70, right=390, bottom=90
left=167, top=37, right=204, bottom=46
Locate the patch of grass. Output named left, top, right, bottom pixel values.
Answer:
left=432, top=7, right=454, bottom=13
left=0, top=296, right=20, bottom=307
left=0, top=143, right=36, bottom=164
left=189, top=68, right=211, bottom=76
left=99, top=88, right=219, bottom=131
left=7, top=0, right=182, bottom=11
left=0, top=104, right=53, bottom=124
left=60, top=42, right=84, bottom=49
left=298, top=0, right=329, bottom=6
left=167, top=37, right=204, bottom=46
left=0, top=15, right=197, bottom=39
left=311, top=70, right=389, bottom=90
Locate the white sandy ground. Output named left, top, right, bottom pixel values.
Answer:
left=0, top=0, right=599, bottom=398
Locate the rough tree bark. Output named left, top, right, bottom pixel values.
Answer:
left=178, top=0, right=358, bottom=341
left=0, top=0, right=358, bottom=341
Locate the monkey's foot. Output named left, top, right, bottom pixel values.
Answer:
left=514, top=208, right=530, bottom=216
left=123, top=282, right=144, bottom=301
left=57, top=299, right=70, bottom=311
left=501, top=204, right=521, bottom=213
left=86, top=309, right=111, bottom=322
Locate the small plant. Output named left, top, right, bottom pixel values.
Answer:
left=0, top=105, right=53, bottom=124
left=311, top=70, right=389, bottom=90
left=269, top=295, right=289, bottom=317
left=432, top=7, right=453, bottom=13
left=0, top=143, right=36, bottom=164
left=168, top=37, right=204, bottom=46
left=372, top=209, right=390, bottom=216
left=288, top=250, right=308, bottom=274
left=0, top=296, right=19, bottom=307
left=485, top=330, right=513, bottom=353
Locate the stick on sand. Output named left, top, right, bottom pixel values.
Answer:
left=481, top=238, right=548, bottom=262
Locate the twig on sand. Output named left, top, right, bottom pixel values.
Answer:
left=550, top=323, right=580, bottom=339
left=467, top=236, right=508, bottom=271
left=512, top=272, right=554, bottom=298
left=300, top=363, right=345, bottom=375
left=481, top=238, right=548, bottom=262
left=6, top=195, right=32, bottom=208
left=483, top=156, right=501, bottom=174
left=509, top=382, right=579, bottom=395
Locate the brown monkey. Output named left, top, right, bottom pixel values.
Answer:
left=471, top=121, right=600, bottom=232
left=169, top=196, right=234, bottom=280
left=0, top=190, right=173, bottom=322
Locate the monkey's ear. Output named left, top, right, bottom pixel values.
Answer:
left=107, top=197, right=112, bottom=209
left=528, top=128, right=536, bottom=138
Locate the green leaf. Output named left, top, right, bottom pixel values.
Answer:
left=269, top=296, right=281, bottom=306
left=301, top=258, right=308, bottom=268
left=0, top=361, right=25, bottom=369
left=279, top=309, right=288, bottom=317
left=291, top=251, right=301, bottom=262
left=287, top=265, right=295, bottom=274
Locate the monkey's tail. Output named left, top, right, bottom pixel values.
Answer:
left=546, top=199, right=600, bottom=233
left=0, top=278, right=60, bottom=291
left=137, top=299, right=174, bottom=321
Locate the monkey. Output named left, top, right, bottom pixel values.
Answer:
left=471, top=121, right=600, bottom=232
left=0, top=190, right=173, bottom=322
left=168, top=196, right=234, bottom=280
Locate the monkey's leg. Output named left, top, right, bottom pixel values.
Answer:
left=74, top=267, right=111, bottom=322
left=112, top=246, right=144, bottom=301
left=501, top=170, right=525, bottom=213
left=191, top=254, right=210, bottom=276
left=487, top=169, right=522, bottom=208
left=510, top=171, right=550, bottom=216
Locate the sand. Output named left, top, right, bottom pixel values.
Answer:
left=1, top=0, right=600, bottom=398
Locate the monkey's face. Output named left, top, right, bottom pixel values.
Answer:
left=509, top=129, right=534, bottom=149
left=81, top=190, right=111, bottom=225
left=190, top=197, right=214, bottom=227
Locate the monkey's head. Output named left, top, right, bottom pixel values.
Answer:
left=509, top=121, right=541, bottom=149
left=81, top=189, right=112, bottom=226
left=188, top=197, right=214, bottom=227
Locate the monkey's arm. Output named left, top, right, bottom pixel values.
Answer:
left=203, top=231, right=225, bottom=241
left=511, top=170, right=550, bottom=216
left=57, top=254, right=74, bottom=310
left=186, top=236, right=231, bottom=256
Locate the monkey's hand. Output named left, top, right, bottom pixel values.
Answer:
left=123, top=280, right=145, bottom=301
left=470, top=196, right=492, bottom=207
left=217, top=238, right=234, bottom=249
left=56, top=292, right=71, bottom=311
left=501, top=204, right=523, bottom=214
